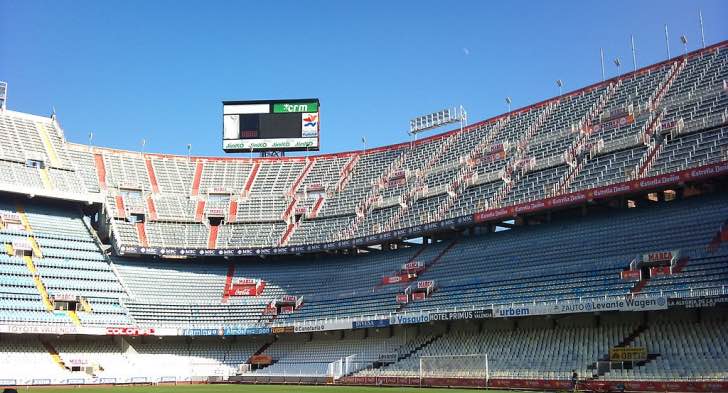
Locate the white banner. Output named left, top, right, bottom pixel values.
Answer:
left=223, top=137, right=318, bottom=151
left=0, top=325, right=106, bottom=335
left=293, top=319, right=352, bottom=333
left=223, top=103, right=270, bottom=115
left=223, top=115, right=240, bottom=139
left=494, top=297, right=668, bottom=318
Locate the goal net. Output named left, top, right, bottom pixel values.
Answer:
left=419, top=353, right=489, bottom=380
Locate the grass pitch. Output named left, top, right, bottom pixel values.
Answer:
left=20, top=384, right=514, bottom=393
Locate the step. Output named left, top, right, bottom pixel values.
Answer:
left=208, top=224, right=220, bottom=249
left=191, top=161, right=204, bottom=196
left=94, top=153, right=107, bottom=190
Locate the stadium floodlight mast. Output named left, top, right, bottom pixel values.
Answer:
left=631, top=35, right=637, bottom=72
left=361, top=136, right=367, bottom=153
left=187, top=143, right=192, bottom=162
left=409, top=106, right=466, bottom=138
left=600, top=48, right=606, bottom=81
left=613, top=58, right=622, bottom=76
left=556, top=79, right=564, bottom=96
left=0, top=80, right=7, bottom=111
left=505, top=97, right=512, bottom=112
left=680, top=35, right=688, bottom=55
left=140, top=138, right=147, bottom=193
left=665, top=25, right=671, bottom=59
left=88, top=131, right=93, bottom=145
left=699, top=10, right=705, bottom=49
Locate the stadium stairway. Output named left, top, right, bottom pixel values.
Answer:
left=588, top=324, right=654, bottom=379
left=672, top=256, right=690, bottom=273
left=394, top=241, right=457, bottom=312
left=37, top=121, right=62, bottom=167
left=67, top=310, right=82, bottom=326
left=418, top=240, right=458, bottom=277
left=631, top=278, right=650, bottom=294
left=289, top=158, right=315, bottom=196
left=374, top=244, right=429, bottom=292
left=114, top=195, right=126, bottom=219
left=17, top=204, right=54, bottom=311
left=195, top=199, right=206, bottom=222
left=93, top=153, right=107, bottom=190
left=707, top=219, right=728, bottom=253
left=396, top=333, right=443, bottom=363
left=38, top=166, right=54, bottom=190
left=79, top=296, right=93, bottom=312
left=208, top=223, right=220, bottom=249
left=221, top=262, right=236, bottom=303
left=191, top=161, right=203, bottom=196
left=228, top=198, right=239, bottom=222
left=332, top=154, right=359, bottom=196
left=278, top=222, right=298, bottom=247
left=251, top=337, right=277, bottom=360
left=41, top=340, right=67, bottom=370
left=27, top=257, right=53, bottom=311
left=617, top=324, right=649, bottom=348
left=136, top=222, right=149, bottom=248
left=244, top=161, right=260, bottom=196
left=146, top=196, right=158, bottom=220
left=145, top=158, right=160, bottom=194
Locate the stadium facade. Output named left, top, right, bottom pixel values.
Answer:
left=0, top=41, right=726, bottom=390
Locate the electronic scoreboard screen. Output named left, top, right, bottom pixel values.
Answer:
left=222, top=98, right=320, bottom=152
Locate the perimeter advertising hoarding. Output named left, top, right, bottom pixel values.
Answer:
left=429, top=308, right=493, bottom=321
left=2, top=293, right=726, bottom=338
left=293, top=319, right=352, bottom=333
left=494, top=297, right=668, bottom=318
left=352, top=319, right=390, bottom=329
left=223, top=98, right=320, bottom=152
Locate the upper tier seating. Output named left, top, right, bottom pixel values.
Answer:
left=0, top=44, right=725, bottom=250
left=91, top=44, right=727, bottom=250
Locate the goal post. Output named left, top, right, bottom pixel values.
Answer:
left=419, top=353, right=489, bottom=387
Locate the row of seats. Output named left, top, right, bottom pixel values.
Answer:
left=1, top=319, right=724, bottom=383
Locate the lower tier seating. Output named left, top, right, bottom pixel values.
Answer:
left=113, top=191, right=728, bottom=327
left=0, top=314, right=724, bottom=384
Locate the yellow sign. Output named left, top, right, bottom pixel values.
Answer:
left=610, top=347, right=647, bottom=361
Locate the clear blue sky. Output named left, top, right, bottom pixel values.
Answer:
left=1, top=0, right=726, bottom=157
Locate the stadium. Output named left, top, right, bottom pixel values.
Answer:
left=1, top=3, right=728, bottom=392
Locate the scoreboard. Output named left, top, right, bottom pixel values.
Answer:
left=223, top=98, right=320, bottom=152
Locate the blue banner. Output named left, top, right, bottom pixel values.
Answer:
left=352, top=319, right=390, bottom=329
left=223, top=326, right=272, bottom=336
left=181, top=328, right=223, bottom=336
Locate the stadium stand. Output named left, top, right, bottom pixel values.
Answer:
left=0, top=42, right=726, bottom=389
left=54, top=43, right=719, bottom=252
left=101, top=192, right=727, bottom=328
